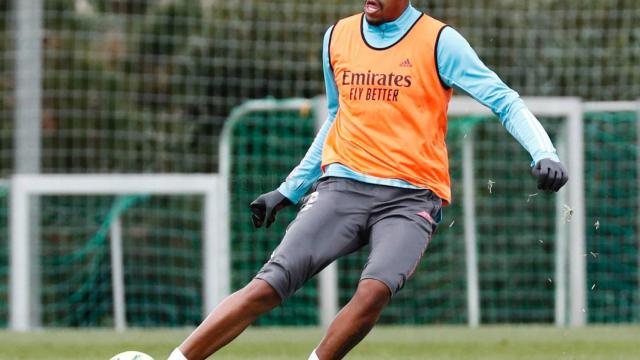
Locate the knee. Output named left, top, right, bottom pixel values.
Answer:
left=353, top=279, right=391, bottom=315
left=240, top=279, right=281, bottom=312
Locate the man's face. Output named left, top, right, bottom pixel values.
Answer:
left=364, top=0, right=410, bottom=25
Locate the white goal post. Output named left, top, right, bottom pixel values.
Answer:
left=9, top=174, right=228, bottom=331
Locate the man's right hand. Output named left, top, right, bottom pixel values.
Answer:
left=249, top=190, right=293, bottom=228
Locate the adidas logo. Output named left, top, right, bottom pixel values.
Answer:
left=399, top=58, right=412, bottom=67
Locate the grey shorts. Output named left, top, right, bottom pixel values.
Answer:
left=255, top=177, right=442, bottom=301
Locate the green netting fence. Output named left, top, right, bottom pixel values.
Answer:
left=584, top=111, right=639, bottom=323
left=473, top=117, right=562, bottom=323
left=227, top=100, right=319, bottom=325
left=0, top=192, right=204, bottom=328
left=40, top=195, right=142, bottom=326
left=38, top=195, right=204, bottom=327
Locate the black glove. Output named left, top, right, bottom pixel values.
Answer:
left=249, top=190, right=292, bottom=228
left=531, top=158, right=569, bottom=192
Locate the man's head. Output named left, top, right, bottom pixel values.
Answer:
left=364, top=0, right=410, bottom=25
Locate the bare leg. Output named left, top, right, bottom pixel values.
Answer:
left=178, top=279, right=281, bottom=360
left=315, top=279, right=391, bottom=360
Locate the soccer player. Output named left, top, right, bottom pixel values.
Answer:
left=168, top=0, right=568, bottom=359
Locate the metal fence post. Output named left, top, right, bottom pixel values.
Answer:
left=462, top=131, right=480, bottom=327
left=554, top=136, right=568, bottom=326
left=9, top=176, right=30, bottom=331
left=12, top=0, right=43, bottom=330
left=110, top=216, right=127, bottom=331
left=566, top=101, right=587, bottom=327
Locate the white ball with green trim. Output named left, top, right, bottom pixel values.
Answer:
left=110, top=351, right=154, bottom=360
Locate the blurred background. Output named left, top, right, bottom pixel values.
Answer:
left=0, top=0, right=638, bottom=332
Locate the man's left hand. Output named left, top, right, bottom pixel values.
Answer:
left=531, top=158, right=569, bottom=192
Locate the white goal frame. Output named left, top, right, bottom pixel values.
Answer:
left=9, top=174, right=228, bottom=331
left=220, top=97, right=590, bottom=328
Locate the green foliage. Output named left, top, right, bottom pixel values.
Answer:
left=0, top=0, right=638, bottom=176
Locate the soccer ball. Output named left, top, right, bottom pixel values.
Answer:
left=110, top=351, right=154, bottom=360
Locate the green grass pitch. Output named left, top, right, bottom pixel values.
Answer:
left=1, top=326, right=638, bottom=359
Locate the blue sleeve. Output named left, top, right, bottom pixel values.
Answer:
left=278, top=26, right=339, bottom=203
left=437, top=27, right=559, bottom=165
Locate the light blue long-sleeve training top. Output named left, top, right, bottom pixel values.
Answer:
left=278, top=3, right=559, bottom=205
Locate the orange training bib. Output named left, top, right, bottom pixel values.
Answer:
left=323, top=13, right=454, bottom=203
